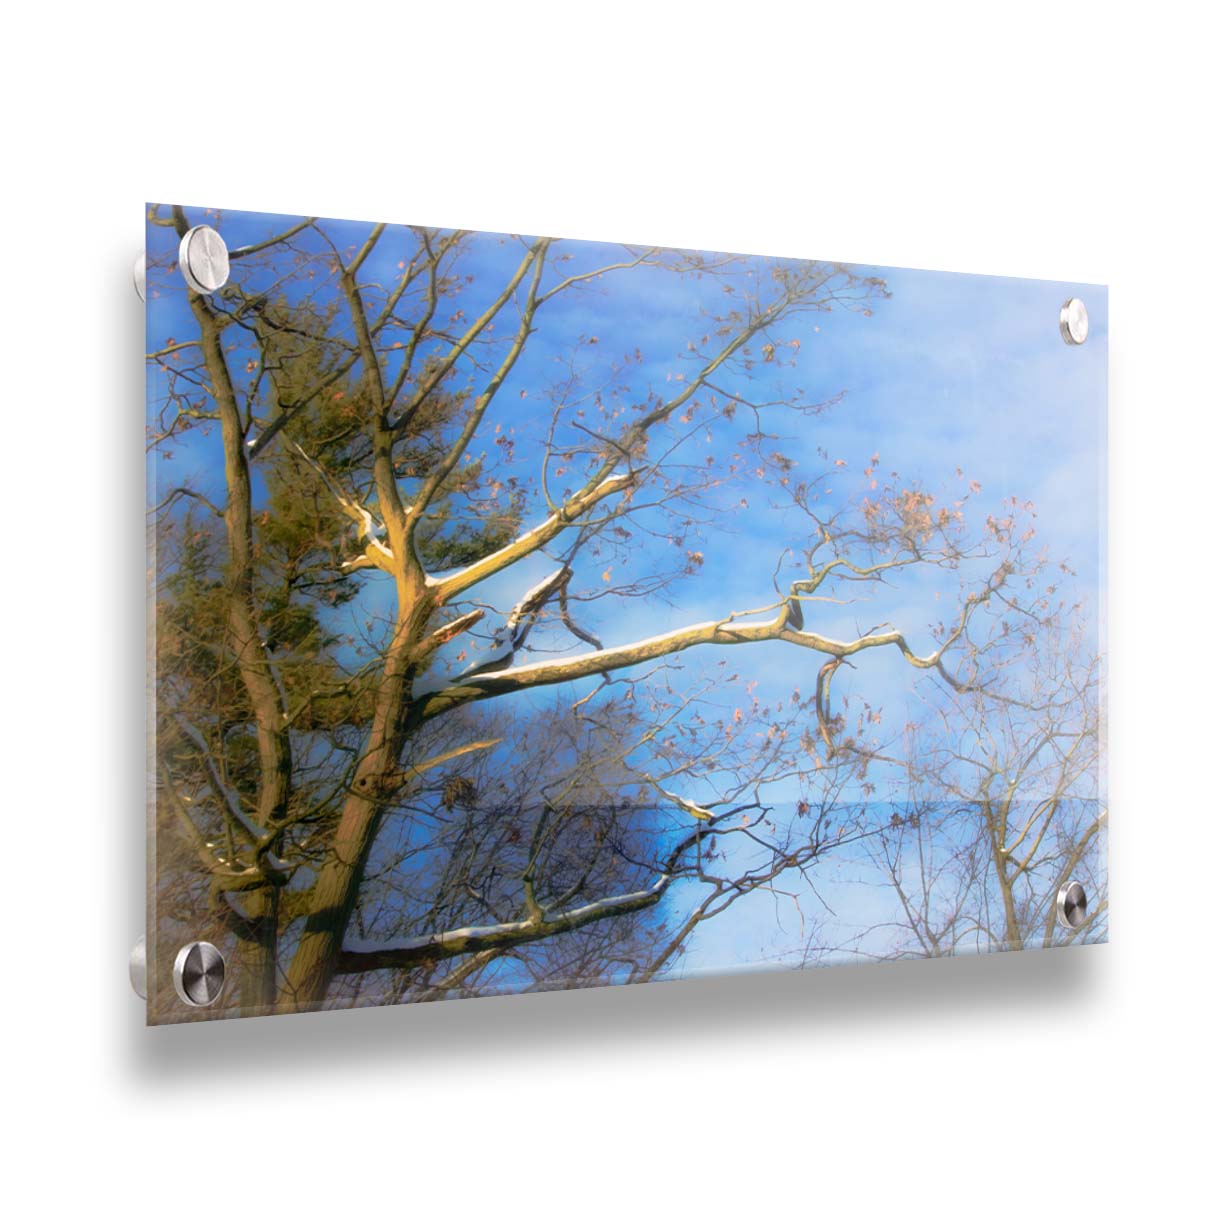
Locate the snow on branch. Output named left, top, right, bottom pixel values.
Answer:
left=281, top=435, right=395, bottom=574
left=453, top=566, right=571, bottom=680
left=429, top=473, right=634, bottom=601
left=652, top=786, right=716, bottom=823
left=412, top=609, right=486, bottom=663
left=417, top=579, right=995, bottom=723
left=335, top=874, right=671, bottom=973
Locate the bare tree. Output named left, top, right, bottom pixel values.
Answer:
left=804, top=614, right=1105, bottom=963
left=147, top=205, right=1054, bottom=1017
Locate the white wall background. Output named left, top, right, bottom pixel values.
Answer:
left=3, top=2, right=1217, bottom=1218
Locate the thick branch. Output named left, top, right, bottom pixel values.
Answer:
left=431, top=473, right=633, bottom=602
left=335, top=875, right=669, bottom=973
left=419, top=592, right=987, bottom=721
left=412, top=609, right=486, bottom=663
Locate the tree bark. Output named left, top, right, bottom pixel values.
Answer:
left=236, top=886, right=279, bottom=1012
left=278, top=599, right=427, bottom=1008
left=174, top=207, right=292, bottom=1012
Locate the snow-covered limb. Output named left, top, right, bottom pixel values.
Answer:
left=413, top=615, right=857, bottom=719
left=452, top=566, right=571, bottom=680
left=335, top=874, right=671, bottom=973
left=652, top=782, right=716, bottom=822
left=419, top=576, right=1000, bottom=722
left=505, top=566, right=570, bottom=643
left=429, top=472, right=634, bottom=602
left=412, top=609, right=486, bottom=662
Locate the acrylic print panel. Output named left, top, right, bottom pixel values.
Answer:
left=145, top=205, right=1107, bottom=1024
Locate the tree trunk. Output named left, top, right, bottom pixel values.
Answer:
left=986, top=801, right=1023, bottom=950
left=174, top=207, right=293, bottom=1011
left=236, top=886, right=279, bottom=1013
left=279, top=605, right=425, bottom=1009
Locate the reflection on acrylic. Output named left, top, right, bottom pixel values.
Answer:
left=146, top=205, right=1106, bottom=1022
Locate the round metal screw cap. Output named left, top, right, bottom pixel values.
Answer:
left=173, top=941, right=226, bottom=1007
left=1059, top=297, right=1089, bottom=345
left=129, top=936, right=147, bottom=999
left=1055, top=880, right=1090, bottom=930
left=178, top=225, right=230, bottom=295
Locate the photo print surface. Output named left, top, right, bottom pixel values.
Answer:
left=146, top=205, right=1106, bottom=1022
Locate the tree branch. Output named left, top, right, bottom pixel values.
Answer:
left=406, top=240, right=550, bottom=527
left=335, top=874, right=670, bottom=973
left=418, top=586, right=991, bottom=722
left=389, top=239, right=546, bottom=438
left=430, top=473, right=633, bottom=602
left=228, top=218, right=315, bottom=261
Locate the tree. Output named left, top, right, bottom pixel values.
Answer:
left=847, top=616, right=1106, bottom=960
left=147, top=204, right=1069, bottom=1018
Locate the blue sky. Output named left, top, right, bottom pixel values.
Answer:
left=148, top=206, right=1107, bottom=980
